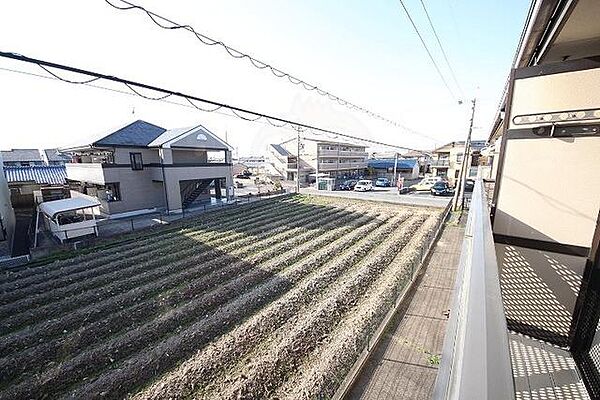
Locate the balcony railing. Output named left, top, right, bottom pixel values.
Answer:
left=319, top=150, right=368, bottom=158
left=433, top=179, right=514, bottom=400
left=430, top=159, right=450, bottom=167
left=318, top=162, right=367, bottom=171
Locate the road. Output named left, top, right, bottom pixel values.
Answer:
left=301, top=187, right=451, bottom=208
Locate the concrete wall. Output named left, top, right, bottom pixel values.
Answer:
left=0, top=154, right=16, bottom=255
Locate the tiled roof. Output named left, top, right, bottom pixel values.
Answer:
left=94, top=120, right=166, bottom=147
left=1, top=149, right=43, bottom=162
left=270, top=144, right=290, bottom=157
left=44, top=149, right=71, bottom=162
left=3, top=165, right=67, bottom=185
left=368, top=158, right=418, bottom=170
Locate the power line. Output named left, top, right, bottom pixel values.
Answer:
left=0, top=51, right=428, bottom=154
left=103, top=0, right=432, bottom=140
left=417, top=0, right=464, bottom=98
left=396, top=0, right=457, bottom=101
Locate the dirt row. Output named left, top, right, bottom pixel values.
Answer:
left=0, top=196, right=289, bottom=290
left=134, top=211, right=412, bottom=399
left=0, top=196, right=444, bottom=400
left=0, top=201, right=378, bottom=398
left=0, top=204, right=361, bottom=386
left=0, top=197, right=297, bottom=298
left=0, top=200, right=343, bottom=329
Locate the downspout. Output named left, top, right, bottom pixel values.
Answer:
left=160, top=147, right=170, bottom=214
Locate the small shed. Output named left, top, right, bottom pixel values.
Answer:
left=37, top=197, right=101, bottom=243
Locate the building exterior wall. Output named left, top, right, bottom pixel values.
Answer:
left=0, top=154, right=16, bottom=256
left=281, top=139, right=367, bottom=180
left=113, top=147, right=161, bottom=165
left=101, top=167, right=166, bottom=215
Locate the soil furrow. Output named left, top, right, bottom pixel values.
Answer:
left=0, top=206, right=366, bottom=399
left=132, top=212, right=409, bottom=400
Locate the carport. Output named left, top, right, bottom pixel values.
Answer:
left=35, top=197, right=101, bottom=244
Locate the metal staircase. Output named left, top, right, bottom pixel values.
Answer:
left=181, top=179, right=213, bottom=209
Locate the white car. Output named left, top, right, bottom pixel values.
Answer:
left=410, top=176, right=443, bottom=191
left=354, top=180, right=373, bottom=192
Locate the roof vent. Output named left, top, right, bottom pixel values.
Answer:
left=196, top=133, right=208, bottom=141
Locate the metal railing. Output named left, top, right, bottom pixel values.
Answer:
left=433, top=179, right=514, bottom=400
left=431, top=159, right=451, bottom=167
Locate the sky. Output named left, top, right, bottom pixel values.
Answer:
left=0, top=0, right=531, bottom=156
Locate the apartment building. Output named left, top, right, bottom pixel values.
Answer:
left=63, top=120, right=233, bottom=216
left=270, top=138, right=367, bottom=182
left=430, top=140, right=486, bottom=185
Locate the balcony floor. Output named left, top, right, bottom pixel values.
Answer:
left=346, top=218, right=464, bottom=400
left=510, top=332, right=590, bottom=400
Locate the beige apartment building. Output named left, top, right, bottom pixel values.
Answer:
left=269, top=138, right=368, bottom=183
left=430, top=140, right=486, bottom=185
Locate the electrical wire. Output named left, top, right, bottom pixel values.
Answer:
left=396, top=0, right=457, bottom=101
left=0, top=51, right=429, bottom=153
left=103, top=0, right=431, bottom=140
left=418, top=0, right=464, bottom=98
left=0, top=65, right=284, bottom=131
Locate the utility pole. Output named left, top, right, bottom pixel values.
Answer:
left=296, top=126, right=301, bottom=194
left=452, top=98, right=477, bottom=211
left=393, top=152, right=398, bottom=186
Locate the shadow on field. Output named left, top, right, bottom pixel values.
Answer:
left=0, top=198, right=368, bottom=399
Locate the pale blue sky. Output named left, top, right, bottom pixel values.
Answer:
left=0, top=0, right=530, bottom=153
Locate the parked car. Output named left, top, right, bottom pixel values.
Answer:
left=410, top=176, right=443, bottom=191
left=430, top=181, right=455, bottom=196
left=338, top=180, right=357, bottom=191
left=464, top=179, right=475, bottom=192
left=354, top=180, right=373, bottom=192
left=234, top=181, right=244, bottom=188
left=235, top=174, right=251, bottom=179
left=375, top=177, right=391, bottom=187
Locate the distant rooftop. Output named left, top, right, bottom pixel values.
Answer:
left=1, top=149, right=43, bottom=163
left=368, top=158, right=418, bottom=170
left=4, top=165, right=67, bottom=185
left=44, top=149, right=71, bottom=163
left=270, top=144, right=291, bottom=157
left=94, top=120, right=167, bottom=147
left=433, top=140, right=487, bottom=153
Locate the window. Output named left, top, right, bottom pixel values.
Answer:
left=455, top=170, right=460, bottom=179
left=105, top=183, right=121, bottom=202
left=130, top=152, right=143, bottom=170
left=456, top=153, right=464, bottom=163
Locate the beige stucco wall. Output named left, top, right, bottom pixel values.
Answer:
left=113, top=147, right=161, bottom=165
left=102, top=167, right=166, bottom=214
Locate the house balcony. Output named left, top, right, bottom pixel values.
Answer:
left=430, top=159, right=450, bottom=167
left=432, top=180, right=591, bottom=400
left=65, top=163, right=108, bottom=185
left=318, top=150, right=368, bottom=158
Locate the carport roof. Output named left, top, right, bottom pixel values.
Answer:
left=368, top=158, right=418, bottom=170
left=39, top=197, right=101, bottom=219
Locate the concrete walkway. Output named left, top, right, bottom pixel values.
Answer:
left=346, top=220, right=464, bottom=399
